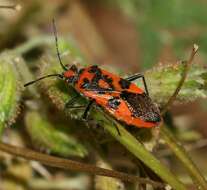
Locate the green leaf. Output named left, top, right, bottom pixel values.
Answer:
left=25, top=111, right=88, bottom=158
left=0, top=52, right=22, bottom=136
left=144, top=63, right=207, bottom=105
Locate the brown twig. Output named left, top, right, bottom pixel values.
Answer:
left=0, top=141, right=165, bottom=188
left=161, top=44, right=199, bottom=115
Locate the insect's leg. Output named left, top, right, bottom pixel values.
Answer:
left=125, top=73, right=149, bottom=95
left=125, top=73, right=143, bottom=81
left=65, top=95, right=79, bottom=108
left=82, top=100, right=95, bottom=120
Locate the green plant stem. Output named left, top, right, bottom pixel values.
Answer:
left=161, top=44, right=198, bottom=114
left=0, top=141, right=165, bottom=188
left=161, top=126, right=207, bottom=190
left=92, top=110, right=187, bottom=190
left=159, top=44, right=207, bottom=190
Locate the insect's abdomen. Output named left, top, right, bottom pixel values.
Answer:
left=103, top=96, right=159, bottom=128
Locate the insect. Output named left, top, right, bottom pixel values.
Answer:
left=24, top=20, right=161, bottom=133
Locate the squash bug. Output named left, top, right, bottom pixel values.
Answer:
left=24, top=20, right=161, bottom=134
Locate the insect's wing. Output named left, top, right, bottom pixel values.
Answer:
left=85, top=90, right=161, bottom=128
left=120, top=91, right=161, bottom=123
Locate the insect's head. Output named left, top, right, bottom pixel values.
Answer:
left=62, top=64, right=78, bottom=84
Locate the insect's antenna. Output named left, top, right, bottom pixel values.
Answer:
left=24, top=74, right=63, bottom=87
left=52, top=18, right=68, bottom=71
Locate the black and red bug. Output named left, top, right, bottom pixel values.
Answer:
left=24, top=20, right=161, bottom=133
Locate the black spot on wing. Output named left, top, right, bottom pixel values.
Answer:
left=88, top=65, right=102, bottom=75
left=119, top=78, right=131, bottom=89
left=121, top=91, right=161, bottom=122
left=108, top=97, right=121, bottom=110
left=78, top=68, right=85, bottom=74
left=102, top=74, right=114, bottom=90
left=81, top=66, right=115, bottom=93
left=103, top=75, right=113, bottom=84
left=81, top=78, right=90, bottom=89
left=87, top=66, right=115, bottom=91
left=89, top=66, right=102, bottom=86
